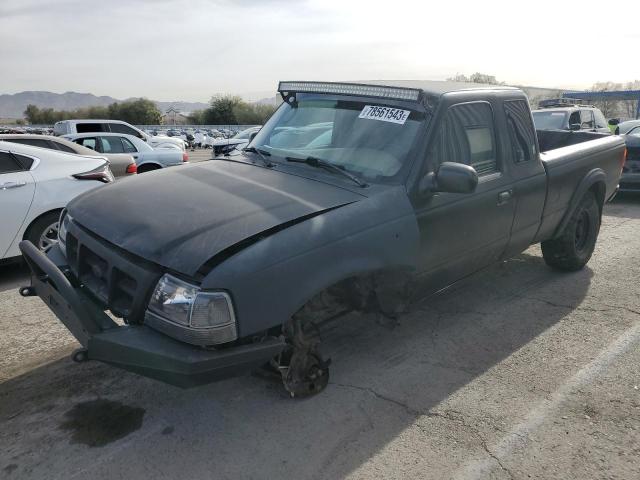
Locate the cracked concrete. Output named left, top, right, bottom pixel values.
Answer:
left=1, top=196, right=640, bottom=479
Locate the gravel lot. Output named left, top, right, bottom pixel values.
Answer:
left=1, top=194, right=639, bottom=480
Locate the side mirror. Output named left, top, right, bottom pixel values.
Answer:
left=249, top=131, right=258, bottom=142
left=420, top=162, right=478, bottom=195
left=569, top=123, right=581, bottom=131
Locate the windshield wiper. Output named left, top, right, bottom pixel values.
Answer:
left=243, top=146, right=274, bottom=167
left=285, top=156, right=368, bottom=188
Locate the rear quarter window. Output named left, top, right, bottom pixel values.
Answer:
left=0, top=151, right=24, bottom=173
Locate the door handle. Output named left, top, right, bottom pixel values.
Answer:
left=497, top=190, right=513, bottom=205
left=0, top=181, right=27, bottom=190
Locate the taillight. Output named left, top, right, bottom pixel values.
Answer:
left=126, top=163, right=137, bottom=174
left=182, top=152, right=189, bottom=162
left=73, top=163, right=114, bottom=183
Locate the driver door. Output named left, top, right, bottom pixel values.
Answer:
left=411, top=101, right=516, bottom=294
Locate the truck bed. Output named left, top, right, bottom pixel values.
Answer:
left=535, top=130, right=625, bottom=242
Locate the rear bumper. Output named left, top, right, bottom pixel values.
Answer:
left=19, top=241, right=285, bottom=388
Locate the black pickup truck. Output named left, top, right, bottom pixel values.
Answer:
left=19, top=81, right=626, bottom=397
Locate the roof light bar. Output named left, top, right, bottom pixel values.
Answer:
left=278, top=81, right=421, bottom=102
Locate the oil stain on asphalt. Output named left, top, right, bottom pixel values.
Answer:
left=59, top=399, right=145, bottom=447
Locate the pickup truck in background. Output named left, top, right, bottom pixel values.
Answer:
left=531, top=98, right=610, bottom=134
left=19, top=81, right=626, bottom=397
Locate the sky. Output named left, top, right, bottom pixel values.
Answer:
left=1, top=0, right=638, bottom=102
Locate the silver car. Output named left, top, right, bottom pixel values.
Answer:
left=0, top=133, right=136, bottom=178
left=64, top=133, right=188, bottom=173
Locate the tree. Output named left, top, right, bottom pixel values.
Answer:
left=447, top=72, right=504, bottom=85
left=203, top=95, right=243, bottom=124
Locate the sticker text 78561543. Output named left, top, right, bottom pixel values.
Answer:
left=358, top=105, right=411, bottom=125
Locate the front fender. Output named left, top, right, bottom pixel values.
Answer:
left=200, top=186, right=420, bottom=337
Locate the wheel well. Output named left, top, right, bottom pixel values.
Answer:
left=137, top=163, right=162, bottom=173
left=22, top=208, right=63, bottom=240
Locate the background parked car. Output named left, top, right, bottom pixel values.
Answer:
left=53, top=119, right=187, bottom=151
left=616, top=119, right=640, bottom=135
left=532, top=100, right=610, bottom=134
left=0, top=141, right=113, bottom=259
left=64, top=133, right=188, bottom=173
left=211, top=126, right=261, bottom=156
left=0, top=134, right=136, bottom=178
left=619, top=127, right=640, bottom=192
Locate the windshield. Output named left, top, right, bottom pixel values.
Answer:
left=532, top=111, right=567, bottom=130
left=250, top=96, right=425, bottom=182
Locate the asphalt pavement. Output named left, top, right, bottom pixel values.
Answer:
left=1, top=194, right=639, bottom=480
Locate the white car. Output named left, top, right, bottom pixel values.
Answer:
left=53, top=119, right=187, bottom=151
left=64, top=133, right=188, bottom=173
left=211, top=126, right=262, bottom=156
left=0, top=141, right=113, bottom=260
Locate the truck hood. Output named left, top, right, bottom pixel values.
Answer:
left=67, top=160, right=363, bottom=277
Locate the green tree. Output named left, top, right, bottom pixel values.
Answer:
left=447, top=72, right=504, bottom=85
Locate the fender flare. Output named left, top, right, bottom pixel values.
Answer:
left=552, top=168, right=606, bottom=238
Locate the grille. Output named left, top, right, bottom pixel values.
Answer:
left=66, top=227, right=158, bottom=321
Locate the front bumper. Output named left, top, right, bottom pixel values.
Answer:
left=19, top=241, right=285, bottom=388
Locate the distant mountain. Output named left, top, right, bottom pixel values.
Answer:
left=0, top=91, right=209, bottom=119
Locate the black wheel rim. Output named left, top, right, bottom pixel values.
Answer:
left=575, top=211, right=590, bottom=252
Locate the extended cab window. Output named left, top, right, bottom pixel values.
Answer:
left=441, top=102, right=498, bottom=176
left=0, top=151, right=24, bottom=173
left=504, top=100, right=536, bottom=164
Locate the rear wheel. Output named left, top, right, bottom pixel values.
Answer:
left=541, top=191, right=600, bottom=271
left=25, top=211, right=61, bottom=253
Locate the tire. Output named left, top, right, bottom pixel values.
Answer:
left=541, top=191, right=600, bottom=271
left=25, top=211, right=61, bottom=253
left=137, top=164, right=161, bottom=174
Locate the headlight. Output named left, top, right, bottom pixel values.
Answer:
left=146, top=274, right=237, bottom=345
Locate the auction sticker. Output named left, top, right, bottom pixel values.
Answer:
left=359, top=105, right=410, bottom=124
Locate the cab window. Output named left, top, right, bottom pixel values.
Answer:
left=436, top=102, right=499, bottom=176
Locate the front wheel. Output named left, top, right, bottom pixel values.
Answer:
left=541, top=191, right=600, bottom=271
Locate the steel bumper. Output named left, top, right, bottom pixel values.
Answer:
left=19, top=240, right=285, bottom=388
